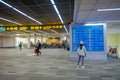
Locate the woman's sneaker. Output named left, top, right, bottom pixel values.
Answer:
left=81, top=66, right=84, bottom=68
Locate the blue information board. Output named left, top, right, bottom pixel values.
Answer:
left=72, top=25, right=104, bottom=52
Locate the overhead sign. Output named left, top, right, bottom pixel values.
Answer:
left=70, top=24, right=107, bottom=60
left=71, top=25, right=104, bottom=51
left=0, top=25, right=63, bottom=31
left=0, top=27, right=6, bottom=31
left=43, top=25, right=63, bottom=30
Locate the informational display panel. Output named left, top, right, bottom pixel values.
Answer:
left=70, top=24, right=107, bottom=60
left=72, top=25, right=104, bottom=52
left=0, top=25, right=63, bottom=31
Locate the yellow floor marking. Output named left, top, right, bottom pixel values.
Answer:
left=27, top=53, right=35, bottom=56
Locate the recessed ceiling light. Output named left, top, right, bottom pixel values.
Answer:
left=84, top=23, right=106, bottom=26
left=63, top=25, right=68, bottom=33
left=97, top=8, right=120, bottom=11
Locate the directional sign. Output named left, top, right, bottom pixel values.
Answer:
left=0, top=27, right=6, bottom=31
left=1, top=25, right=63, bottom=31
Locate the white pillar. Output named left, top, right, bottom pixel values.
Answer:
left=34, top=34, right=37, bottom=44
left=41, top=33, right=43, bottom=44
left=28, top=34, right=30, bottom=48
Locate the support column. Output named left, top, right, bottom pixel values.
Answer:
left=34, top=34, right=37, bottom=44
left=28, top=34, right=30, bottom=48
left=14, top=36, right=16, bottom=47
left=60, top=34, right=63, bottom=44
left=41, top=33, right=43, bottom=44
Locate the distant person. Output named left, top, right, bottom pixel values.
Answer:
left=30, top=42, right=34, bottom=47
left=36, top=40, right=42, bottom=56
left=19, top=42, right=22, bottom=50
left=62, top=41, right=65, bottom=50
left=64, top=40, right=67, bottom=50
left=77, top=41, right=87, bottom=68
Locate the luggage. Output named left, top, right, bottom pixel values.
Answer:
left=34, top=48, right=37, bottom=54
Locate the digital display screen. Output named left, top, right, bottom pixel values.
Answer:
left=1, top=25, right=63, bottom=31
left=72, top=25, right=104, bottom=52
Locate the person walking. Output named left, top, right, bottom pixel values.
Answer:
left=36, top=40, right=42, bottom=56
left=19, top=42, right=22, bottom=50
left=77, top=41, right=87, bottom=68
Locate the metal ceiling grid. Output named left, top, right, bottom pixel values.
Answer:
left=0, top=0, right=74, bottom=34
left=0, top=2, right=38, bottom=25
left=56, top=0, right=74, bottom=24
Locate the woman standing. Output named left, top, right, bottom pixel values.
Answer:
left=77, top=41, right=87, bottom=68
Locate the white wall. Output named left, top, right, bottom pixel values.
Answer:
left=0, top=38, right=3, bottom=47
left=3, top=37, right=15, bottom=47
left=0, top=37, right=15, bottom=47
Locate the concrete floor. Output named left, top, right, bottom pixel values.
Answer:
left=0, top=48, right=120, bottom=80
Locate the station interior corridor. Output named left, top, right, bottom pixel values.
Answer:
left=0, top=48, right=120, bottom=80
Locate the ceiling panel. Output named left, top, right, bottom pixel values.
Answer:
left=34, top=0, right=51, bottom=4
left=79, top=4, right=95, bottom=11
left=108, top=0, right=120, bottom=8
left=80, top=0, right=96, bottom=5
left=78, top=11, right=90, bottom=16
left=74, top=0, right=120, bottom=24
left=93, top=0, right=113, bottom=9
left=88, top=11, right=101, bottom=17
left=19, top=0, right=39, bottom=5
left=55, top=0, right=74, bottom=24
left=0, top=0, right=74, bottom=34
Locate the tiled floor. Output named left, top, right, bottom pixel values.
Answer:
left=0, top=48, right=120, bottom=80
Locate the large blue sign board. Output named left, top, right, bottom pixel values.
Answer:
left=70, top=24, right=107, bottom=60
left=72, top=25, right=104, bottom=52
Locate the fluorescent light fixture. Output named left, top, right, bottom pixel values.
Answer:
left=50, top=0, right=68, bottom=33
left=51, top=0, right=55, bottom=4
left=0, top=24, right=3, bottom=26
left=58, top=14, right=64, bottom=23
left=0, top=17, right=22, bottom=25
left=63, top=25, right=68, bottom=33
left=13, top=8, right=27, bottom=16
left=97, top=8, right=120, bottom=11
left=53, top=5, right=59, bottom=14
left=0, top=0, right=12, bottom=8
left=0, top=0, right=42, bottom=25
left=84, top=23, right=105, bottom=26
left=51, top=29, right=58, bottom=34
